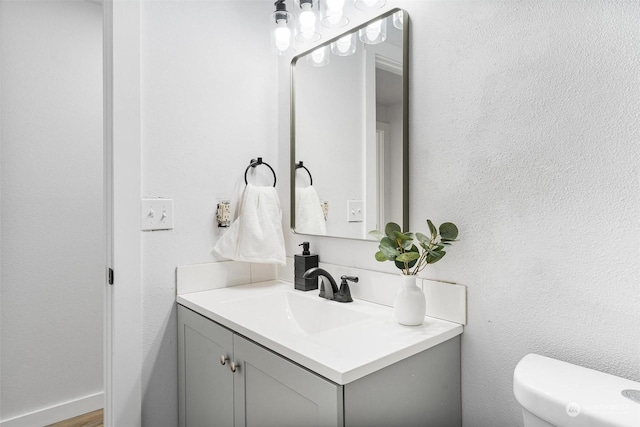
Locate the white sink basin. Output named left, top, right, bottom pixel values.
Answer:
left=222, top=290, right=363, bottom=336
left=177, top=280, right=463, bottom=384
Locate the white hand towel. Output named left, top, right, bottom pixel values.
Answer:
left=214, top=184, right=286, bottom=265
left=295, top=186, right=326, bottom=235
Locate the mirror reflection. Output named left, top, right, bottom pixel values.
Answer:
left=291, top=8, right=408, bottom=240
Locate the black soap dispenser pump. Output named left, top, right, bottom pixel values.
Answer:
left=295, top=242, right=319, bottom=291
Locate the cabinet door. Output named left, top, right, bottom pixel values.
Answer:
left=178, top=306, right=234, bottom=427
left=233, top=335, right=343, bottom=427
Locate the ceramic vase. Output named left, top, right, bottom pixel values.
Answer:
left=394, top=274, right=426, bottom=326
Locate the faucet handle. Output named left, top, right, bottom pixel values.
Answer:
left=334, top=276, right=357, bottom=303
left=318, top=278, right=327, bottom=299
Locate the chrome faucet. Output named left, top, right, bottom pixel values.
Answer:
left=302, top=267, right=357, bottom=303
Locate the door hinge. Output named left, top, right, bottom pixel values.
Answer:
left=108, top=268, right=114, bottom=285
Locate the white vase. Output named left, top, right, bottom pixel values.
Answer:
left=394, top=274, right=426, bottom=326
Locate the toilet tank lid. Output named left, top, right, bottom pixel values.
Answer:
left=513, top=354, right=640, bottom=427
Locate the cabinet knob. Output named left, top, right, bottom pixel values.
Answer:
left=220, top=355, right=229, bottom=366
left=230, top=361, right=239, bottom=373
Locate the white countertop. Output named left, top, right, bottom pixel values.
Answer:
left=177, top=280, right=463, bottom=385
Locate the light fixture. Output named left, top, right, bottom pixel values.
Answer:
left=353, top=0, right=385, bottom=11
left=307, top=45, right=330, bottom=67
left=359, top=17, right=386, bottom=44
left=321, top=0, right=349, bottom=29
left=296, top=0, right=321, bottom=42
left=271, top=0, right=295, bottom=55
left=392, top=10, right=403, bottom=30
left=330, top=33, right=356, bottom=56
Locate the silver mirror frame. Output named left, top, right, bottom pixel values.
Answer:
left=290, top=8, right=409, bottom=240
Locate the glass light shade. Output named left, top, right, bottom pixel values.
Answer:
left=353, top=0, right=385, bottom=11
left=358, top=18, right=386, bottom=45
left=307, top=45, right=330, bottom=67
left=393, top=10, right=403, bottom=30
left=330, top=33, right=356, bottom=56
left=296, top=0, right=321, bottom=42
left=270, top=11, right=295, bottom=55
left=321, top=0, right=349, bottom=28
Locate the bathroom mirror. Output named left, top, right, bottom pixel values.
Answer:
left=291, top=8, right=408, bottom=240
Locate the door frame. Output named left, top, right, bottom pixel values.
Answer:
left=103, top=1, right=142, bottom=425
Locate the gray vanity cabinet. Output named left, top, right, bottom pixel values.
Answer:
left=178, top=305, right=343, bottom=427
left=178, top=305, right=234, bottom=426
left=178, top=304, right=461, bottom=427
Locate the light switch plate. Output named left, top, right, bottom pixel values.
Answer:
left=347, top=200, right=364, bottom=222
left=141, top=198, right=174, bottom=231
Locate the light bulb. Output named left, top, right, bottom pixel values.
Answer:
left=321, top=0, right=348, bottom=28
left=299, top=4, right=317, bottom=38
left=327, top=14, right=341, bottom=25
left=270, top=2, right=294, bottom=55
left=308, top=46, right=329, bottom=66
left=311, top=49, right=325, bottom=62
left=393, top=11, right=403, bottom=30
left=337, top=36, right=351, bottom=53
left=274, top=24, right=292, bottom=52
left=359, top=18, right=386, bottom=44
left=331, top=33, right=356, bottom=56
left=326, top=0, right=344, bottom=11
left=364, top=21, right=381, bottom=42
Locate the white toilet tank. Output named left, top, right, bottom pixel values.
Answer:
left=514, top=354, right=640, bottom=427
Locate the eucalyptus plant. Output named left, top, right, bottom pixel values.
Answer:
left=369, top=220, right=459, bottom=275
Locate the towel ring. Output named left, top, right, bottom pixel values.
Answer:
left=295, top=161, right=313, bottom=185
left=244, top=157, right=276, bottom=187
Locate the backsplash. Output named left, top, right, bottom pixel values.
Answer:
left=176, top=258, right=466, bottom=325
left=176, top=261, right=277, bottom=294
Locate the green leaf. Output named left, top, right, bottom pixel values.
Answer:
left=379, top=243, right=399, bottom=259
left=427, top=219, right=437, bottom=239
left=439, top=222, right=459, bottom=240
left=393, top=231, right=413, bottom=250
left=368, top=230, right=385, bottom=241
left=400, top=238, right=414, bottom=251
left=396, top=244, right=419, bottom=270
left=426, top=250, right=446, bottom=264
left=374, top=251, right=388, bottom=262
left=393, top=231, right=412, bottom=242
left=385, top=222, right=401, bottom=239
left=415, top=232, right=431, bottom=246
left=380, top=237, right=397, bottom=250
left=396, top=252, right=420, bottom=263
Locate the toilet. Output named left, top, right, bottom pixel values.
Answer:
left=514, top=354, right=640, bottom=427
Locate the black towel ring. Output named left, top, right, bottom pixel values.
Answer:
left=244, top=157, right=276, bottom=187
left=295, top=161, right=313, bottom=185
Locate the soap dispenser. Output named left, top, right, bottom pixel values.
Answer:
left=295, top=242, right=319, bottom=291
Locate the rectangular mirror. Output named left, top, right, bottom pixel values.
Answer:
left=291, top=8, right=408, bottom=240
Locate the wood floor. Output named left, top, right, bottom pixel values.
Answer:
left=46, top=409, right=103, bottom=427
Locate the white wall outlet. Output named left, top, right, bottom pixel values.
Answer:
left=141, top=198, right=174, bottom=231
left=347, top=200, right=364, bottom=222
left=320, top=200, right=329, bottom=221
left=216, top=200, right=232, bottom=227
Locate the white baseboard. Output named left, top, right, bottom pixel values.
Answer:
left=0, top=392, right=103, bottom=427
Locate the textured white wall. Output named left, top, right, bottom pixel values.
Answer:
left=137, top=1, right=639, bottom=425
left=0, top=0, right=103, bottom=421
left=140, top=1, right=277, bottom=425
left=280, top=1, right=640, bottom=426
